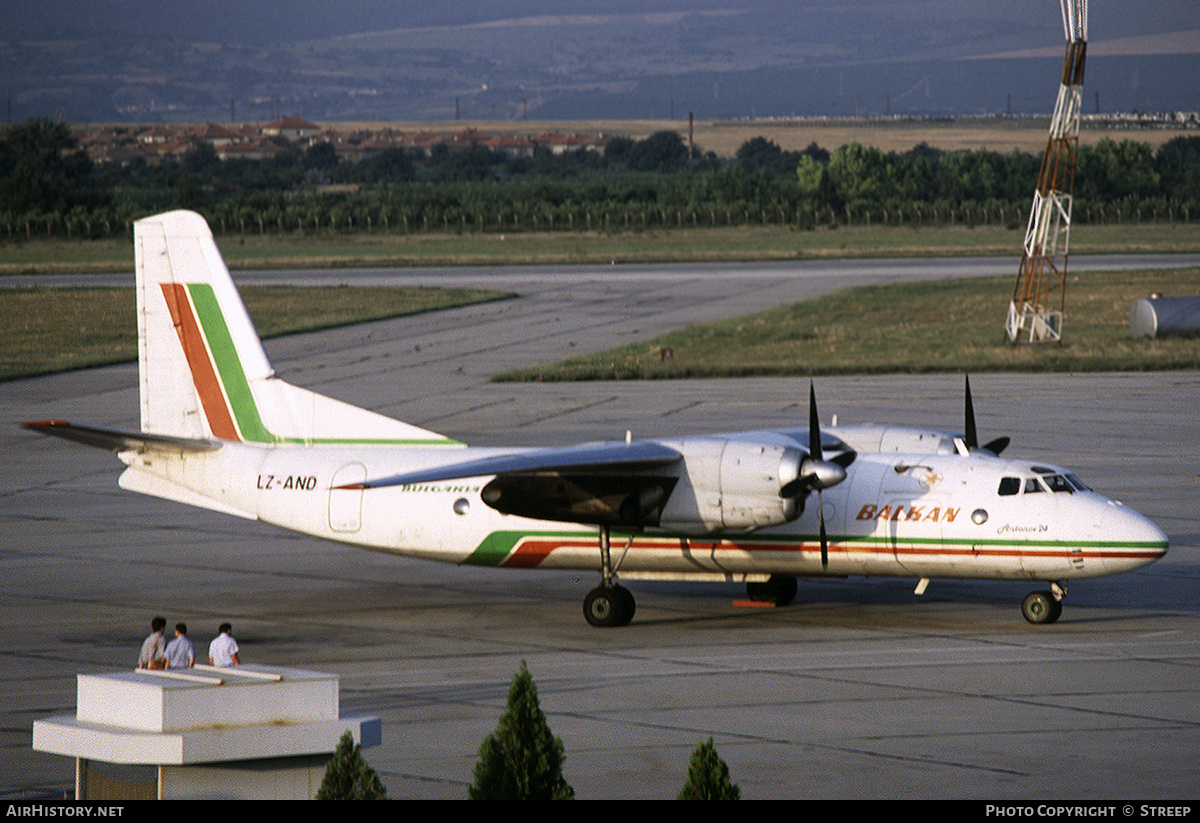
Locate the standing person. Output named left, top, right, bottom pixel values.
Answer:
left=164, top=623, right=195, bottom=669
left=138, top=616, right=167, bottom=669
left=208, top=623, right=240, bottom=667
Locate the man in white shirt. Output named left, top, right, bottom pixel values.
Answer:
left=208, top=622, right=241, bottom=667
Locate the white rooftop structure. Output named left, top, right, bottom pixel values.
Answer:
left=34, top=665, right=380, bottom=800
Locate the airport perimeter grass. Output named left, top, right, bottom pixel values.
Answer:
left=4, top=222, right=1200, bottom=274
left=0, top=285, right=511, bottom=381
left=495, top=267, right=1200, bottom=381
left=3, top=223, right=1198, bottom=381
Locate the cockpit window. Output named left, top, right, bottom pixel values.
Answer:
left=1001, top=471, right=1089, bottom=496
left=1065, top=472, right=1091, bottom=492
left=1043, top=474, right=1075, bottom=493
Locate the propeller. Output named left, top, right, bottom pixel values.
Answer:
left=780, top=382, right=855, bottom=568
left=963, top=375, right=1009, bottom=456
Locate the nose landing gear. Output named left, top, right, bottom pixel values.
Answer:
left=1021, top=583, right=1065, bottom=624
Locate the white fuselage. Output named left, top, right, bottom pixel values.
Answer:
left=115, top=423, right=1168, bottom=583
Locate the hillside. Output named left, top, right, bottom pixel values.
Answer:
left=3, top=1, right=1197, bottom=124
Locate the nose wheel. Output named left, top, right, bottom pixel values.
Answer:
left=1021, top=586, right=1064, bottom=624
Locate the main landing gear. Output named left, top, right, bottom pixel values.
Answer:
left=583, top=525, right=636, bottom=627
left=746, top=574, right=798, bottom=607
left=1021, top=582, right=1065, bottom=624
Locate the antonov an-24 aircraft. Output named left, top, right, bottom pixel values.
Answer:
left=26, top=210, right=1168, bottom=627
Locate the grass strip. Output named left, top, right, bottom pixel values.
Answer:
left=0, top=285, right=512, bottom=381
left=3, top=223, right=1199, bottom=275
left=495, top=267, right=1200, bottom=381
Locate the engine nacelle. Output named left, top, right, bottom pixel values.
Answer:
left=658, top=438, right=806, bottom=534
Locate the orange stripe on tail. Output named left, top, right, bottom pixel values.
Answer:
left=160, top=283, right=240, bottom=441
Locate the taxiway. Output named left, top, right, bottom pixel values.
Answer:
left=2, top=256, right=1197, bottom=799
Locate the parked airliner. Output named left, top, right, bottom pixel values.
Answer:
left=25, top=211, right=1167, bottom=626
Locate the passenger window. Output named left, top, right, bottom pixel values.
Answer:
left=998, top=477, right=1020, bottom=496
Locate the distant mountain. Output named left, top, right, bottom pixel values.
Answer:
left=2, top=0, right=1197, bottom=123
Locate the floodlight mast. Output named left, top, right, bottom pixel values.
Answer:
left=1006, top=0, right=1087, bottom=344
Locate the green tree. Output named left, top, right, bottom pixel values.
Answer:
left=1078, top=137, right=1161, bottom=200
left=677, top=737, right=740, bottom=800
left=628, top=130, right=689, bottom=173
left=469, top=661, right=574, bottom=800
left=305, top=141, right=339, bottom=172
left=182, top=140, right=221, bottom=177
left=0, top=117, right=107, bottom=215
left=826, top=142, right=894, bottom=204
left=736, top=136, right=783, bottom=173
left=316, top=730, right=388, bottom=800
left=352, top=147, right=415, bottom=184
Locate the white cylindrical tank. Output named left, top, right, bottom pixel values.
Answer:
left=1129, top=295, right=1200, bottom=338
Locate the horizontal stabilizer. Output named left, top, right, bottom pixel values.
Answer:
left=23, top=420, right=219, bottom=453
left=346, top=440, right=682, bottom=489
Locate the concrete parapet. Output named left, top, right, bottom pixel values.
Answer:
left=33, top=664, right=380, bottom=799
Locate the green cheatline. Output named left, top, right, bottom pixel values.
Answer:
left=464, top=529, right=1166, bottom=567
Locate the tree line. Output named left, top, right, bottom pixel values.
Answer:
left=2, top=118, right=1199, bottom=242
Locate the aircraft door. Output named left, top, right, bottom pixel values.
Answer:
left=329, top=463, right=366, bottom=533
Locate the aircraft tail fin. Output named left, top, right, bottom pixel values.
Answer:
left=134, top=210, right=459, bottom=446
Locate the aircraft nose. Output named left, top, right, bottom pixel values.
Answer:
left=1101, top=501, right=1168, bottom=574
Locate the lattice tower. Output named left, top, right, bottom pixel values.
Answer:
left=1006, top=0, right=1087, bottom=344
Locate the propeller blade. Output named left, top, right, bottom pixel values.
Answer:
left=963, top=375, right=1009, bottom=455
left=778, top=477, right=804, bottom=499
left=809, top=381, right=830, bottom=568
left=830, top=449, right=857, bottom=469
left=983, top=436, right=1010, bottom=456
left=808, top=381, right=823, bottom=462
left=817, top=488, right=828, bottom=568
left=964, top=374, right=979, bottom=451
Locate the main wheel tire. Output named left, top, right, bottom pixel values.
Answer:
left=1021, top=590, right=1062, bottom=624
left=746, top=574, right=798, bottom=606
left=1047, top=596, right=1063, bottom=623
left=584, top=585, right=635, bottom=627
left=614, top=584, right=636, bottom=626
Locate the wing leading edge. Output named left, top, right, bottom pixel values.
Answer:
left=346, top=440, right=684, bottom=528
left=344, top=440, right=683, bottom=489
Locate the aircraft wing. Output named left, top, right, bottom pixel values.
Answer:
left=348, top=440, right=683, bottom=489
left=23, top=420, right=220, bottom=453
left=349, top=439, right=684, bottom=528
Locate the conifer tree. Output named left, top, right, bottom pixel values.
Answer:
left=469, top=660, right=574, bottom=800
left=677, top=737, right=741, bottom=800
left=317, top=730, right=388, bottom=800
